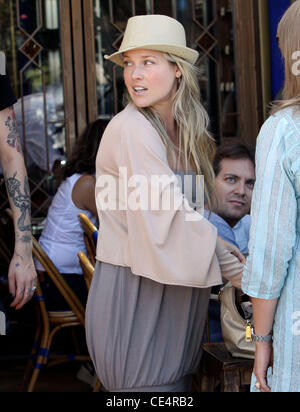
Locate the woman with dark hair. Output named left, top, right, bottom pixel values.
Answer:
left=36, top=119, right=108, bottom=310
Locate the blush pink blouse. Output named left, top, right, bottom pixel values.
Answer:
left=95, top=104, right=242, bottom=289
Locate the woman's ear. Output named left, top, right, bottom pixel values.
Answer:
left=175, top=67, right=182, bottom=79
left=173, top=63, right=182, bottom=79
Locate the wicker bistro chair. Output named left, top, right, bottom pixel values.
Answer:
left=24, top=236, right=92, bottom=392
left=78, top=250, right=94, bottom=291
left=4, top=209, right=92, bottom=392
left=78, top=213, right=98, bottom=266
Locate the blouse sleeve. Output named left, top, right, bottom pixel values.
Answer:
left=242, top=114, right=300, bottom=299
left=120, top=112, right=222, bottom=288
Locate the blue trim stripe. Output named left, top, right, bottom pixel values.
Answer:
left=39, top=347, right=50, bottom=358
left=92, top=231, right=98, bottom=246
left=34, top=295, right=45, bottom=302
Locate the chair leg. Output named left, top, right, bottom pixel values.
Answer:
left=27, top=323, right=91, bottom=391
left=93, top=379, right=102, bottom=392
left=20, top=308, right=42, bottom=391
left=19, top=340, right=40, bottom=392
left=27, top=329, right=50, bottom=392
left=27, top=366, right=42, bottom=393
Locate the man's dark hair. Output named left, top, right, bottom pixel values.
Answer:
left=213, top=143, right=255, bottom=176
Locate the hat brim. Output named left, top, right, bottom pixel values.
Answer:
left=105, top=44, right=199, bottom=67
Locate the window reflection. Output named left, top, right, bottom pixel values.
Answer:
left=94, top=0, right=125, bottom=116
left=93, top=0, right=238, bottom=140
left=1, top=0, right=66, bottom=216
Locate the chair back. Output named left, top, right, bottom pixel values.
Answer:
left=78, top=250, right=94, bottom=290
left=32, top=237, right=86, bottom=326
left=78, top=213, right=98, bottom=265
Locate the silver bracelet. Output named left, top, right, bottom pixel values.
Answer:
left=252, top=332, right=273, bottom=342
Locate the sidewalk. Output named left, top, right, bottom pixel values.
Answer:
left=0, top=300, right=93, bottom=392
left=0, top=359, right=92, bottom=392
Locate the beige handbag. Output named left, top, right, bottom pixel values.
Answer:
left=220, top=283, right=255, bottom=360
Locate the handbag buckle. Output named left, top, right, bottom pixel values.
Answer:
left=245, top=320, right=253, bottom=343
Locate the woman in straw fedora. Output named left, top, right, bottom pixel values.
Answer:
left=242, top=0, right=300, bottom=393
left=86, top=14, right=244, bottom=392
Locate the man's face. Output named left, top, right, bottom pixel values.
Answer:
left=213, top=158, right=255, bottom=227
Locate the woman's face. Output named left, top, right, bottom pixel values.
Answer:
left=123, top=49, right=182, bottom=116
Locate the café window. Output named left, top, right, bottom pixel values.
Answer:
left=0, top=0, right=66, bottom=217
left=92, top=0, right=240, bottom=141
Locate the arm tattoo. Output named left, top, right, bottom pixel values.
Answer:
left=5, top=172, right=31, bottom=243
left=5, top=110, right=23, bottom=154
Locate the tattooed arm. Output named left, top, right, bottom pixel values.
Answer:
left=0, top=106, right=37, bottom=310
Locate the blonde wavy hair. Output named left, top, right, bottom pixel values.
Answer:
left=126, top=53, right=216, bottom=207
left=271, top=0, right=300, bottom=115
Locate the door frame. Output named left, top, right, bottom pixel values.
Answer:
left=59, top=0, right=97, bottom=153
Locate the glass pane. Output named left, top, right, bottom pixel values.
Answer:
left=217, top=0, right=238, bottom=138
left=153, top=0, right=173, bottom=16
left=18, top=0, right=42, bottom=35
left=178, top=0, right=238, bottom=140
left=94, top=0, right=126, bottom=116
left=174, top=0, right=220, bottom=138
left=135, top=0, right=151, bottom=15
left=92, top=0, right=239, bottom=140
left=0, top=0, right=66, bottom=217
left=112, top=0, right=131, bottom=30
left=93, top=0, right=157, bottom=117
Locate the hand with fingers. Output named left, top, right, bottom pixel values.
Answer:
left=253, top=341, right=273, bottom=393
left=217, top=236, right=246, bottom=265
left=8, top=253, right=37, bottom=310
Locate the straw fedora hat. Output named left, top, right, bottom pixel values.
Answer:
left=105, top=15, right=199, bottom=67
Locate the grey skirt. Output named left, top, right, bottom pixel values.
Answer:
left=85, top=261, right=210, bottom=392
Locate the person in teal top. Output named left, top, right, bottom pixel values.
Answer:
left=242, top=0, right=300, bottom=392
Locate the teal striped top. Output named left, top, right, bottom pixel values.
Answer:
left=242, top=106, right=300, bottom=392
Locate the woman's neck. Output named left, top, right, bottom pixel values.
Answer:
left=153, top=102, right=177, bottom=141
left=165, top=120, right=178, bottom=145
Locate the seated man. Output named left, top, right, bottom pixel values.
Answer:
left=205, top=142, right=256, bottom=342
left=205, top=142, right=255, bottom=253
